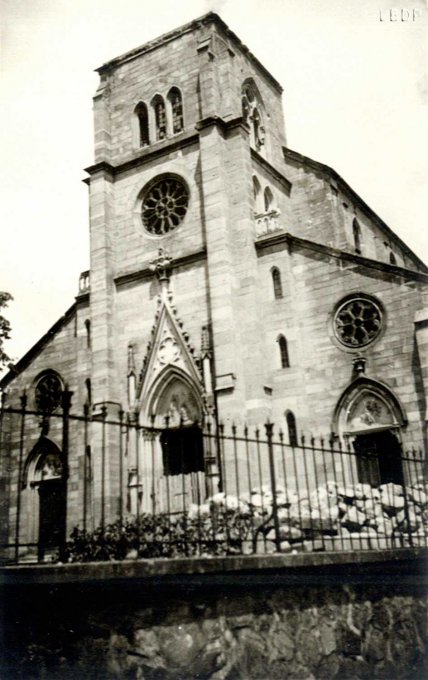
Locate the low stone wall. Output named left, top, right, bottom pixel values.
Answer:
left=1, top=553, right=427, bottom=679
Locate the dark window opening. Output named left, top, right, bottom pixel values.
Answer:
left=272, top=268, right=283, bottom=299
left=153, top=96, right=167, bottom=140
left=253, top=176, right=261, bottom=209
left=160, top=425, right=204, bottom=476
left=353, top=218, right=361, bottom=254
left=389, top=252, right=397, bottom=265
left=278, top=335, right=289, bottom=368
left=286, top=412, right=298, bottom=447
left=168, top=87, right=183, bottom=134
left=85, top=319, right=91, bottom=348
left=264, top=186, right=273, bottom=213
left=135, top=102, right=150, bottom=146
left=85, top=378, right=92, bottom=406
left=352, top=430, right=404, bottom=487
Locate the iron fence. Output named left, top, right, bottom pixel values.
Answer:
left=0, top=396, right=427, bottom=565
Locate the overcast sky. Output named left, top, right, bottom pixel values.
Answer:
left=1, top=0, right=427, bottom=364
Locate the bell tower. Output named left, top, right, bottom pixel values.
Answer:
left=84, top=12, right=287, bottom=427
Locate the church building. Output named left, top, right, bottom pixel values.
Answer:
left=1, top=13, right=427, bottom=558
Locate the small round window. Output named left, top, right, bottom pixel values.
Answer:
left=35, top=372, right=63, bottom=413
left=141, top=176, right=189, bottom=235
left=334, top=295, right=383, bottom=348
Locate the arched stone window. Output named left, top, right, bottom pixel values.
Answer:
left=277, top=335, right=289, bottom=368
left=34, top=371, right=64, bottom=414
left=253, top=175, right=262, bottom=213
left=135, top=102, right=150, bottom=147
left=286, top=411, right=298, bottom=447
left=85, top=378, right=92, bottom=405
left=389, top=252, right=397, bottom=265
left=167, top=87, right=184, bottom=134
left=242, top=80, right=265, bottom=151
left=352, top=218, right=362, bottom=254
left=264, top=186, right=274, bottom=213
left=151, top=95, right=167, bottom=141
left=271, top=267, right=283, bottom=299
left=85, top=319, right=91, bottom=348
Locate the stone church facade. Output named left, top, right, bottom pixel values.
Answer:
left=1, top=13, right=427, bottom=555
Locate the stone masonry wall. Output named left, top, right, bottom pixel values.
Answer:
left=257, top=241, right=426, bottom=449
left=1, top=558, right=427, bottom=679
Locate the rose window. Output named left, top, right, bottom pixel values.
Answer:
left=35, top=373, right=63, bottom=413
left=334, top=296, right=383, bottom=348
left=141, top=177, right=189, bottom=235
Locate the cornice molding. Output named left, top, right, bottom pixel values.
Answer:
left=251, top=149, right=292, bottom=193
left=195, top=115, right=248, bottom=136
left=255, top=231, right=428, bottom=284
left=84, top=133, right=199, bottom=180
left=114, top=248, right=207, bottom=288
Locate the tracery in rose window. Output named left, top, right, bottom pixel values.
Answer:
left=334, top=296, right=383, bottom=348
left=141, top=176, right=189, bottom=235
left=35, top=373, right=63, bottom=413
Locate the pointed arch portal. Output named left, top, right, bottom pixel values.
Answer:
left=149, top=368, right=205, bottom=478
left=23, top=438, right=66, bottom=560
left=333, top=378, right=407, bottom=486
left=134, top=293, right=208, bottom=512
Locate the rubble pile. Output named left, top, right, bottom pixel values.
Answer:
left=189, top=479, right=428, bottom=554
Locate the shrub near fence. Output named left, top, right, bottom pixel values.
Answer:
left=66, top=478, right=428, bottom=561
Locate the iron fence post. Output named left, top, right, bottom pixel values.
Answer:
left=265, top=421, right=281, bottom=552
left=15, top=392, right=27, bottom=563
left=118, top=408, right=124, bottom=526
left=400, top=468, right=414, bottom=548
left=83, top=403, right=89, bottom=532
left=100, top=404, right=108, bottom=531
left=60, top=387, right=72, bottom=561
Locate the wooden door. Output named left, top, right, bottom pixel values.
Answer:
left=38, top=479, right=65, bottom=560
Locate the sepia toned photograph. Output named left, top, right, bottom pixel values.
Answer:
left=1, top=1, right=427, bottom=678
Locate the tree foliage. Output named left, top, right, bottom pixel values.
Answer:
left=0, top=292, right=13, bottom=367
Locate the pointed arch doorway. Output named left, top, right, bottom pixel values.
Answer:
left=140, top=369, right=207, bottom=514
left=22, top=438, right=66, bottom=560
left=334, top=379, right=407, bottom=487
